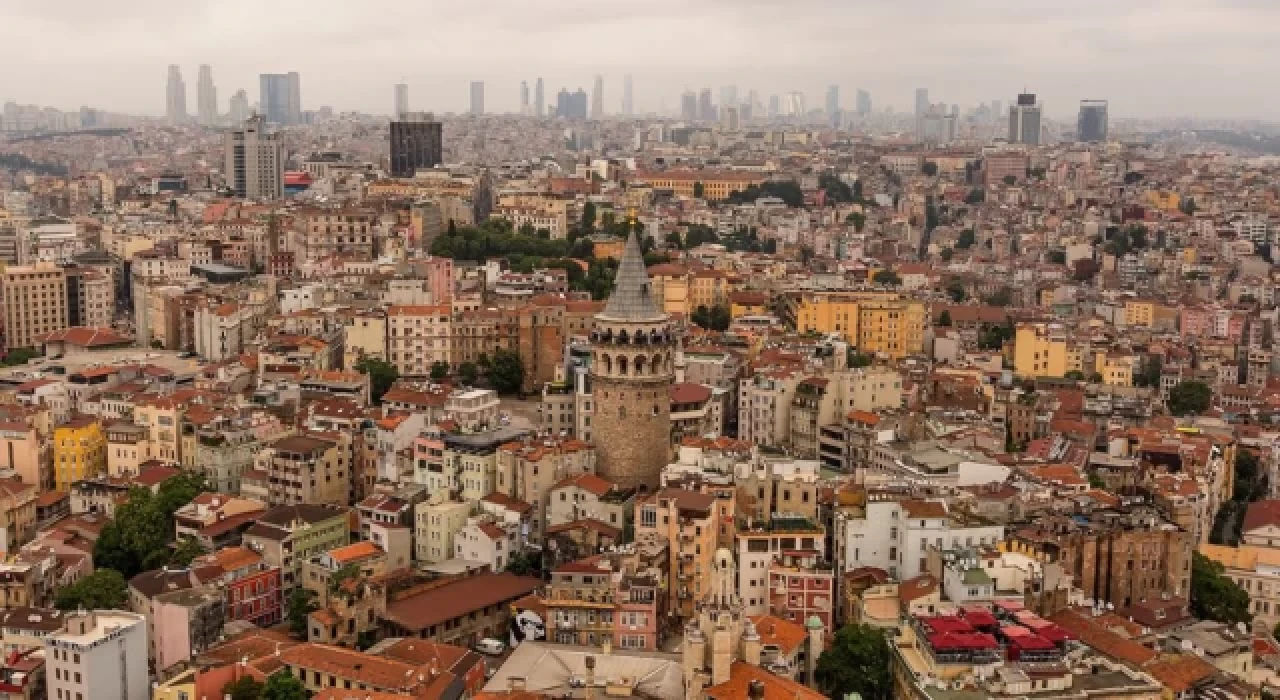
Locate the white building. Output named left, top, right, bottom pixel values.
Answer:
left=834, top=498, right=1005, bottom=581
left=453, top=517, right=522, bottom=571
left=45, top=610, right=148, bottom=700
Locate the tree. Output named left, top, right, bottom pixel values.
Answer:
left=287, top=588, right=317, bottom=639
left=1168, top=380, right=1212, bottom=416
left=691, top=305, right=712, bottom=329
left=580, top=202, right=596, bottom=235
left=223, top=677, right=264, bottom=700
left=169, top=536, right=207, bottom=568
left=1181, top=197, right=1198, bottom=216
left=1191, top=552, right=1252, bottom=625
left=94, top=473, right=208, bottom=579
left=872, top=269, right=901, bottom=287
left=458, top=362, right=479, bottom=385
left=983, top=286, right=1014, bottom=307
left=1002, top=174, right=1017, bottom=186
left=0, top=348, right=39, bottom=367
left=692, top=181, right=705, bottom=199
left=945, top=279, right=967, bottom=303
left=354, top=357, right=399, bottom=405
left=815, top=624, right=891, bottom=700
left=938, top=310, right=952, bottom=327
left=664, top=231, right=683, bottom=248
left=708, top=305, right=731, bottom=332
left=1134, top=356, right=1162, bottom=389
left=262, top=673, right=309, bottom=700
left=490, top=349, right=525, bottom=395
left=1065, top=370, right=1085, bottom=381
left=845, top=212, right=866, bottom=232
left=964, top=188, right=985, bottom=204
left=1088, top=472, right=1106, bottom=489
left=1233, top=449, right=1266, bottom=503
left=506, top=550, right=542, bottom=576
left=55, top=569, right=127, bottom=611
left=940, top=247, right=953, bottom=262
left=1047, top=250, right=1066, bottom=264
left=430, top=361, right=450, bottom=381
left=518, top=221, right=536, bottom=237
left=847, top=349, right=873, bottom=368
left=921, top=161, right=938, bottom=177
left=956, top=229, right=976, bottom=249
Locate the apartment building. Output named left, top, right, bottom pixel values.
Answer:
left=265, top=434, right=348, bottom=506
left=2, top=263, right=68, bottom=353
left=242, top=504, right=350, bottom=589
left=835, top=495, right=1005, bottom=581
left=300, top=208, right=377, bottom=261
left=45, top=611, right=149, bottom=700
left=634, top=488, right=718, bottom=620
left=387, top=304, right=453, bottom=377
left=795, top=292, right=926, bottom=359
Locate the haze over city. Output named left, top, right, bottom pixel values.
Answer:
left=3, top=0, right=1280, bottom=119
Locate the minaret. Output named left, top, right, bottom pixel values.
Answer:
left=589, top=213, right=673, bottom=491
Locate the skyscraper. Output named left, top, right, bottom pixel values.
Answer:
left=720, top=85, right=738, bottom=111
left=470, top=81, right=485, bottom=115
left=1078, top=100, right=1109, bottom=142
left=768, top=95, right=780, bottom=118
left=196, top=65, right=217, bottom=126
left=856, top=89, right=872, bottom=116
left=520, top=81, right=529, bottom=115
left=394, top=82, right=409, bottom=118
left=166, top=65, right=187, bottom=124
left=591, top=75, right=604, bottom=119
left=785, top=91, right=805, bottom=118
left=225, top=115, right=283, bottom=200
left=622, top=74, right=634, bottom=116
left=1008, top=93, right=1042, bottom=145
left=259, top=72, right=301, bottom=126
left=681, top=91, right=698, bottom=121
left=228, top=89, right=250, bottom=123
left=390, top=112, right=443, bottom=177
left=698, top=88, right=714, bottom=121
left=915, top=88, right=930, bottom=116
left=825, top=85, right=840, bottom=127
left=535, top=77, right=545, bottom=117
left=556, top=88, right=588, bottom=120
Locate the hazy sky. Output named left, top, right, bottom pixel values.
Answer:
left=2, top=0, right=1277, bottom=119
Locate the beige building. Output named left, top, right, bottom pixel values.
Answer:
left=2, top=263, right=68, bottom=352
left=547, top=472, right=633, bottom=535
left=224, top=115, right=283, bottom=200
left=341, top=309, right=387, bottom=368
left=1200, top=544, right=1280, bottom=636
left=634, top=488, right=717, bottom=620
left=414, top=497, right=471, bottom=563
left=265, top=434, right=348, bottom=506
left=387, top=304, right=453, bottom=376
left=495, top=437, right=596, bottom=541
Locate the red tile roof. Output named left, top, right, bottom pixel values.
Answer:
left=384, top=573, right=541, bottom=632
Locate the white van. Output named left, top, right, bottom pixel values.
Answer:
left=475, top=638, right=506, bottom=656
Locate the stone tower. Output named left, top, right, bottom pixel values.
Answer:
left=590, top=223, right=674, bottom=491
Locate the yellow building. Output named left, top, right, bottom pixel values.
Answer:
left=1145, top=190, right=1181, bottom=212
left=341, top=309, right=388, bottom=368
left=52, top=417, right=106, bottom=491
left=134, top=395, right=184, bottom=463
left=1095, top=353, right=1135, bottom=387
left=1013, top=323, right=1068, bottom=378
left=1124, top=299, right=1156, bottom=328
left=648, top=264, right=693, bottom=316
left=690, top=270, right=730, bottom=311
left=636, top=169, right=766, bottom=201
left=796, top=292, right=926, bottom=359
left=729, top=291, right=769, bottom=319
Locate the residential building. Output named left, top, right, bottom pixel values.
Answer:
left=2, top=263, right=68, bottom=353
left=44, top=611, right=148, bottom=700
left=242, top=504, right=350, bottom=589
left=224, top=115, right=283, bottom=200
left=389, top=112, right=443, bottom=178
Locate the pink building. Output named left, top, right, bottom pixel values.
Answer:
left=768, top=552, right=835, bottom=635
left=422, top=256, right=455, bottom=304
left=1179, top=306, right=1211, bottom=339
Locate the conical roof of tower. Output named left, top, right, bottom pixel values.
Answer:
left=598, top=230, right=666, bottom=323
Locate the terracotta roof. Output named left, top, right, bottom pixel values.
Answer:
left=383, top=573, right=542, bottom=632
left=552, top=472, right=615, bottom=498
left=899, top=574, right=940, bottom=603
left=480, top=491, right=533, bottom=514
left=327, top=541, right=383, bottom=564
left=899, top=499, right=947, bottom=519
left=544, top=518, right=621, bottom=539
left=35, top=326, right=131, bottom=347
left=749, top=615, right=807, bottom=656
left=669, top=382, right=712, bottom=404
left=1046, top=609, right=1157, bottom=666
left=1143, top=654, right=1216, bottom=693
left=704, top=661, right=825, bottom=700
left=279, top=643, right=426, bottom=692
left=1242, top=500, right=1280, bottom=533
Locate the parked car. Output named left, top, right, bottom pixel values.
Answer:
left=475, top=638, right=506, bottom=656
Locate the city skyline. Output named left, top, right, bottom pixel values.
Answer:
left=2, top=0, right=1278, bottom=119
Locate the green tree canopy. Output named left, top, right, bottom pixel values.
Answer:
left=921, top=161, right=938, bottom=177
left=1191, top=552, right=1252, bottom=625
left=956, top=229, right=976, bottom=249
left=965, top=188, right=985, bottom=204
left=94, top=473, right=208, bottom=579
left=262, top=672, right=309, bottom=700
left=983, top=286, right=1014, bottom=307
left=287, top=588, right=317, bottom=639
left=692, top=181, right=705, bottom=199
left=458, top=362, right=479, bottom=385
left=223, top=676, right=264, bottom=700
left=691, top=305, right=712, bottom=329
left=490, top=349, right=525, bottom=395
left=938, top=310, right=952, bottom=327
left=354, top=357, right=400, bottom=405
left=815, top=624, right=892, bottom=700
left=1168, top=380, right=1212, bottom=416
left=708, top=305, right=731, bottom=332
left=430, top=361, right=450, bottom=380
left=872, top=269, right=902, bottom=287
left=55, top=569, right=127, bottom=611
left=945, top=279, right=967, bottom=303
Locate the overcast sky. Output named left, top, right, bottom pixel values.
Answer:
left=2, top=0, right=1277, bottom=120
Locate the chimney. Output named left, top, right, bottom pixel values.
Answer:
left=747, top=679, right=766, bottom=700
left=585, top=654, right=597, bottom=699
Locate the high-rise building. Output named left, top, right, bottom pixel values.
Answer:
left=470, top=81, right=485, bottom=115
left=856, top=89, right=872, bottom=116
left=785, top=91, right=805, bottom=118
left=1, top=262, right=67, bottom=353
left=698, top=88, right=714, bottom=121
left=45, top=611, right=149, bottom=700
left=390, top=112, right=443, bottom=178
left=589, top=227, right=674, bottom=491
left=225, top=115, right=283, bottom=200
left=720, top=85, right=738, bottom=111
left=196, top=64, right=217, bottom=126
left=720, top=105, right=740, bottom=131
left=166, top=65, right=187, bottom=124
left=1078, top=99, right=1109, bottom=142
left=535, top=77, right=545, bottom=117
left=768, top=95, right=780, bottom=118
left=591, top=75, right=604, bottom=119
left=394, top=82, right=409, bottom=118
left=919, top=104, right=957, bottom=145
left=520, top=81, right=529, bottom=115
left=229, top=89, right=250, bottom=123
left=622, top=74, right=634, bottom=116
left=1008, top=93, right=1042, bottom=145
left=557, top=88, right=588, bottom=120
left=914, top=88, right=930, bottom=116
left=259, top=72, right=301, bottom=125
left=991, top=100, right=1003, bottom=123
left=681, top=91, right=698, bottom=121
left=826, top=85, right=840, bottom=127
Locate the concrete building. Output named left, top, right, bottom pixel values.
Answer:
left=2, top=263, right=68, bottom=353
left=224, top=115, right=283, bottom=200
left=1078, top=99, right=1109, bottom=142
left=45, top=610, right=148, bottom=700
left=166, top=65, right=187, bottom=124
left=470, top=81, right=485, bottom=115
left=394, top=82, right=409, bottom=118
left=1008, top=93, right=1042, bottom=145
left=196, top=64, right=217, bottom=126
left=389, top=112, right=443, bottom=178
